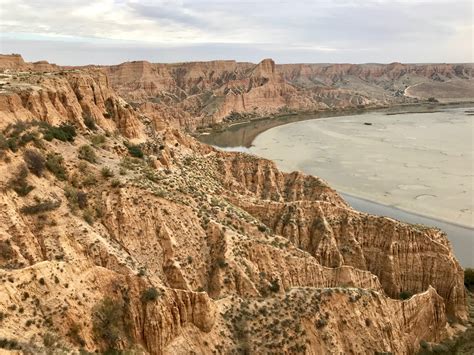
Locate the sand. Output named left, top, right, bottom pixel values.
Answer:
left=249, top=106, right=474, bottom=228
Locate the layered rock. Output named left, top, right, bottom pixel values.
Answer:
left=0, top=68, right=144, bottom=139
left=0, top=63, right=469, bottom=354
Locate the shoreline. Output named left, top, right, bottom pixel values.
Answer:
left=199, top=103, right=474, bottom=234
left=197, top=101, right=474, bottom=148
left=338, top=190, right=473, bottom=230
left=198, top=100, right=474, bottom=132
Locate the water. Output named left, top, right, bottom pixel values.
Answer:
left=199, top=104, right=474, bottom=267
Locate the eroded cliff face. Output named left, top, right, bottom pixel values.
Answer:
left=0, top=61, right=469, bottom=354
left=98, top=58, right=473, bottom=129
left=0, top=66, right=145, bottom=140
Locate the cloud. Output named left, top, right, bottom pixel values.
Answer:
left=0, top=0, right=471, bottom=63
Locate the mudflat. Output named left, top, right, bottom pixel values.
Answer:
left=249, top=106, right=474, bottom=228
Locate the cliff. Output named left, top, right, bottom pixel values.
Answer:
left=98, top=58, right=473, bottom=129
left=0, top=67, right=145, bottom=140
left=0, top=57, right=470, bottom=354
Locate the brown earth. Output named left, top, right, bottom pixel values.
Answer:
left=0, top=54, right=471, bottom=354
left=3, top=54, right=472, bottom=131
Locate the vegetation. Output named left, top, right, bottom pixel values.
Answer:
left=399, top=291, right=413, bottom=300
left=0, top=122, right=44, bottom=153
left=124, top=142, right=144, bottom=158
left=101, top=167, right=114, bottom=178
left=45, top=153, right=67, bottom=180
left=9, top=164, right=34, bottom=196
left=23, top=149, right=45, bottom=177
left=92, top=297, right=126, bottom=350
left=42, top=123, right=76, bottom=142
left=83, top=207, right=95, bottom=225
left=465, top=268, right=474, bottom=290
left=141, top=287, right=160, bottom=303
left=20, top=199, right=61, bottom=215
left=90, top=134, right=106, bottom=146
left=78, top=145, right=97, bottom=163
left=83, top=113, right=97, bottom=131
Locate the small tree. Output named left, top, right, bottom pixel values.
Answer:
left=92, top=297, right=126, bottom=350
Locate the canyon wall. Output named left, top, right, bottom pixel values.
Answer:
left=0, top=55, right=469, bottom=354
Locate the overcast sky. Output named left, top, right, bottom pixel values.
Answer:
left=0, top=0, right=472, bottom=65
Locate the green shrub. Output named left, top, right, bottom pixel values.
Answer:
left=42, top=123, right=76, bottom=142
left=66, top=185, right=88, bottom=208
left=111, top=178, right=121, bottom=188
left=101, top=167, right=114, bottom=178
left=83, top=113, right=97, bottom=131
left=0, top=338, right=21, bottom=350
left=269, top=279, right=280, bottom=293
left=0, top=133, right=8, bottom=151
left=9, top=164, right=34, bottom=196
left=20, top=199, right=61, bottom=215
left=78, top=145, right=97, bottom=163
left=141, top=287, right=160, bottom=303
left=125, top=143, right=144, bottom=158
left=399, top=291, right=413, bottom=300
left=465, top=268, right=474, bottom=290
left=90, top=134, right=106, bottom=146
left=92, top=298, right=126, bottom=350
left=23, top=149, right=45, bottom=177
left=45, top=153, right=67, bottom=180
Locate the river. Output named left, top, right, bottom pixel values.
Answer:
left=198, top=104, right=474, bottom=267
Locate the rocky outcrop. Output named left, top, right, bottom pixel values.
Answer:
left=99, top=58, right=473, bottom=129
left=2, top=55, right=473, bottom=131
left=0, top=69, right=145, bottom=139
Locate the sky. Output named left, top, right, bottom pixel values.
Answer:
left=0, top=0, right=472, bottom=65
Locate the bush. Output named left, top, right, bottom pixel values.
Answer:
left=83, top=207, right=95, bottom=225
left=90, top=134, right=106, bottom=146
left=42, top=123, right=76, bottom=142
left=111, top=178, right=121, bottom=188
left=78, top=145, right=97, bottom=163
left=0, top=338, right=21, bottom=350
left=125, top=143, right=144, bottom=158
left=399, top=291, right=413, bottom=300
left=141, top=287, right=160, bottom=303
left=465, top=268, right=474, bottom=290
left=83, top=113, right=97, bottom=131
left=45, top=153, right=67, bottom=180
left=315, top=318, right=327, bottom=328
left=269, top=279, right=280, bottom=293
left=9, top=164, right=34, bottom=196
left=23, top=149, right=45, bottom=177
left=20, top=199, right=61, bottom=215
left=101, top=167, right=114, bottom=178
left=92, top=298, right=126, bottom=350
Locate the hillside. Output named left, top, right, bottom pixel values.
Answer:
left=2, top=55, right=472, bottom=131
left=0, top=55, right=471, bottom=354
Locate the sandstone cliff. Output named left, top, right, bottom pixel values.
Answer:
left=0, top=59, right=470, bottom=354
left=98, top=58, right=473, bottom=129
left=3, top=54, right=472, bottom=131
left=0, top=67, right=145, bottom=140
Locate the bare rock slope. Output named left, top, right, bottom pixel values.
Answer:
left=0, top=56, right=470, bottom=354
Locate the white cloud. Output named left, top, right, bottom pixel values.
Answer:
left=0, top=0, right=471, bottom=63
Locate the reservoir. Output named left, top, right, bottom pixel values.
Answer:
left=199, top=105, right=474, bottom=267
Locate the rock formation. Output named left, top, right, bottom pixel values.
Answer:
left=0, top=55, right=470, bottom=354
